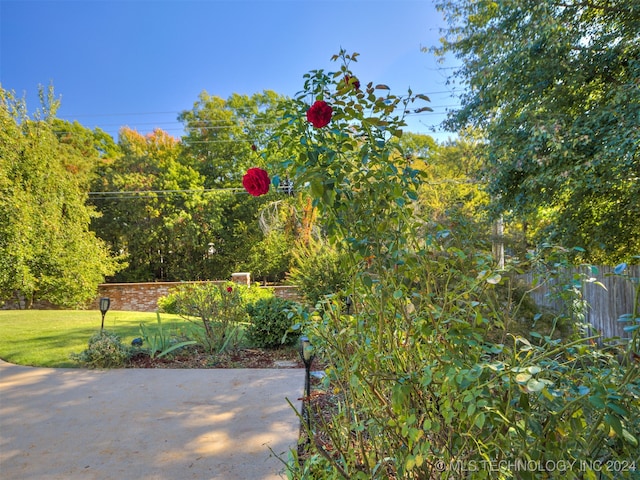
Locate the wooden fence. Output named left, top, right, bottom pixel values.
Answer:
left=520, top=265, right=639, bottom=341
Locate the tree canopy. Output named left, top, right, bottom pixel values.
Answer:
left=434, top=0, right=640, bottom=263
left=0, top=87, right=121, bottom=307
left=89, top=91, right=294, bottom=283
left=178, top=90, right=284, bottom=188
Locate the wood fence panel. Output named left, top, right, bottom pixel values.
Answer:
left=520, top=265, right=639, bottom=340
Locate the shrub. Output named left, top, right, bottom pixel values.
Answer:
left=139, top=313, right=196, bottom=359
left=70, top=331, right=130, bottom=368
left=246, top=297, right=299, bottom=348
left=157, top=282, right=273, bottom=353
left=238, top=282, right=276, bottom=305
left=245, top=230, right=294, bottom=283
left=157, top=282, right=273, bottom=314
left=287, top=237, right=351, bottom=306
left=269, top=52, right=640, bottom=479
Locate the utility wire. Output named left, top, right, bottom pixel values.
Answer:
left=57, top=105, right=459, bottom=128
left=87, top=185, right=302, bottom=200
left=88, top=178, right=480, bottom=201
left=52, top=110, right=459, bottom=140
left=56, top=91, right=460, bottom=119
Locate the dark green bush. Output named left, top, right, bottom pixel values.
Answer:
left=70, top=331, right=130, bottom=368
left=246, top=297, right=299, bottom=348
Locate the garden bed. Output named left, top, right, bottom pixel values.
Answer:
left=128, top=345, right=305, bottom=369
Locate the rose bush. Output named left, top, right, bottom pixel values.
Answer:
left=267, top=50, right=640, bottom=479
left=242, top=167, right=270, bottom=196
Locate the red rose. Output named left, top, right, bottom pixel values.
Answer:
left=242, top=167, right=270, bottom=196
left=251, top=144, right=257, bottom=151
left=226, top=286, right=233, bottom=293
left=306, top=100, right=333, bottom=128
left=344, top=75, right=360, bottom=90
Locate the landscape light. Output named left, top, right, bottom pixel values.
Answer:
left=99, top=297, right=111, bottom=331
left=299, top=335, right=315, bottom=433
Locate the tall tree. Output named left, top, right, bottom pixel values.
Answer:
left=90, top=90, right=297, bottom=282
left=91, top=127, right=215, bottom=281
left=0, top=87, right=120, bottom=307
left=90, top=126, right=277, bottom=282
left=434, top=0, right=640, bottom=263
left=178, top=90, right=285, bottom=188
left=175, top=90, right=288, bottom=278
left=402, top=131, right=492, bottom=247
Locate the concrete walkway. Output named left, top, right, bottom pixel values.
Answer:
left=0, top=360, right=303, bottom=480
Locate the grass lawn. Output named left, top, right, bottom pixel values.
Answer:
left=0, top=310, right=189, bottom=368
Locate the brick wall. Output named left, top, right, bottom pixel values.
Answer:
left=90, top=281, right=301, bottom=312
left=89, top=281, right=222, bottom=312
left=2, top=275, right=301, bottom=312
left=270, top=286, right=302, bottom=302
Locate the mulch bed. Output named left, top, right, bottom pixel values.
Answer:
left=128, top=346, right=305, bottom=369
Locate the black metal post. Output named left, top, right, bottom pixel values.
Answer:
left=345, top=294, right=353, bottom=315
left=299, top=336, right=314, bottom=435
left=305, top=360, right=311, bottom=400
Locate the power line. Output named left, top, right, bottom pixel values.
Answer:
left=52, top=109, right=460, bottom=139
left=58, top=106, right=458, bottom=128
left=56, top=92, right=460, bottom=119
left=88, top=188, right=244, bottom=196
left=87, top=188, right=246, bottom=200
left=87, top=185, right=299, bottom=200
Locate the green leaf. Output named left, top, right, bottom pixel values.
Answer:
left=156, top=340, right=197, bottom=358
left=577, top=385, right=590, bottom=396
left=618, top=313, right=633, bottom=322
left=614, top=262, right=627, bottom=275
left=405, top=455, right=415, bottom=471
left=622, top=429, right=638, bottom=447
left=604, top=413, right=623, bottom=438
left=526, top=378, right=545, bottom=392
left=606, top=402, right=630, bottom=417
left=310, top=179, right=323, bottom=197
left=589, top=395, right=606, bottom=409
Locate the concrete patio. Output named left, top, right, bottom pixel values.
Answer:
left=0, top=360, right=303, bottom=479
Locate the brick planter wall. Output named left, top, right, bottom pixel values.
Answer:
left=2, top=277, right=301, bottom=312
left=90, top=281, right=224, bottom=312
left=90, top=281, right=301, bottom=312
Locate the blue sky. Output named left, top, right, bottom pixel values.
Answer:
left=1, top=0, right=460, bottom=142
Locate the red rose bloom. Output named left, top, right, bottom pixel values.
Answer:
left=226, top=286, right=233, bottom=293
left=242, top=167, right=270, bottom=196
left=306, top=100, right=333, bottom=128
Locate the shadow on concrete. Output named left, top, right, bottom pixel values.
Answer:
left=0, top=360, right=303, bottom=479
